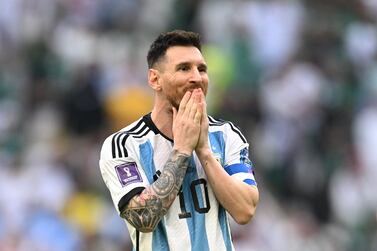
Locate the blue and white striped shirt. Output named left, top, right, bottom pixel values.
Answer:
left=99, top=113, right=256, bottom=251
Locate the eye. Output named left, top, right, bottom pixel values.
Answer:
left=198, top=66, right=207, bottom=73
left=178, top=65, right=190, bottom=71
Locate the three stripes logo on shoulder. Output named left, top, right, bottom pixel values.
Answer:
left=115, top=162, right=142, bottom=187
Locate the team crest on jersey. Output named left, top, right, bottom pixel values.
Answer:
left=115, top=162, right=142, bottom=187
left=240, top=147, right=252, bottom=166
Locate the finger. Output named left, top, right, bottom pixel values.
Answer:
left=198, top=90, right=207, bottom=117
left=179, top=91, right=192, bottom=114
left=194, top=88, right=202, bottom=102
left=202, top=99, right=207, bottom=118
left=194, top=102, right=203, bottom=124
left=189, top=101, right=198, bottom=119
left=183, top=93, right=195, bottom=117
left=198, top=88, right=205, bottom=102
left=188, top=90, right=201, bottom=119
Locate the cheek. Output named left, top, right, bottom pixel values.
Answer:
left=166, top=75, right=187, bottom=94
left=173, top=89, right=186, bottom=104
left=161, top=77, right=185, bottom=105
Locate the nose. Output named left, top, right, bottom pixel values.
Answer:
left=189, top=68, right=202, bottom=83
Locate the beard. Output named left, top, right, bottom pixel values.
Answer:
left=165, top=84, right=207, bottom=111
left=168, top=95, right=180, bottom=110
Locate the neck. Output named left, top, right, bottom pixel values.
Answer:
left=151, top=102, right=174, bottom=140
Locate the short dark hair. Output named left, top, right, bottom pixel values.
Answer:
left=147, top=30, right=202, bottom=68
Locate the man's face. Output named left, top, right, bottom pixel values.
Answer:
left=156, top=46, right=209, bottom=109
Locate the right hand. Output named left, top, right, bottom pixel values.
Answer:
left=172, top=89, right=202, bottom=155
left=195, top=88, right=210, bottom=157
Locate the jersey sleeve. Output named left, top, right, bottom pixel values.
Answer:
left=99, top=132, right=149, bottom=214
left=223, top=122, right=257, bottom=186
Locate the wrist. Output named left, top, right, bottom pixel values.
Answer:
left=170, top=149, right=191, bottom=168
left=172, top=146, right=193, bottom=156
left=195, top=147, right=212, bottom=160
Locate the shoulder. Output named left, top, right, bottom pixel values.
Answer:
left=208, top=115, right=247, bottom=143
left=100, top=117, right=146, bottom=160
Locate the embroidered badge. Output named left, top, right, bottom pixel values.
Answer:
left=240, top=147, right=252, bottom=166
left=115, top=162, right=142, bottom=187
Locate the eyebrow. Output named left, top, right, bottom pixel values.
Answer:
left=175, top=61, right=207, bottom=71
left=198, top=63, right=208, bottom=71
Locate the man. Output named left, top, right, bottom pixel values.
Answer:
left=99, top=30, right=259, bottom=251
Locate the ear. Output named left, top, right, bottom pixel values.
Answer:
left=148, top=69, right=162, bottom=91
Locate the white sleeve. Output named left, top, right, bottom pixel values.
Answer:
left=224, top=123, right=257, bottom=186
left=99, top=133, right=149, bottom=214
left=224, top=122, right=250, bottom=166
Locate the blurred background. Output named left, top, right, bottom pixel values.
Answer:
left=0, top=0, right=377, bottom=250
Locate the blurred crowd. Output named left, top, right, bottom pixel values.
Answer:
left=1, top=0, right=377, bottom=250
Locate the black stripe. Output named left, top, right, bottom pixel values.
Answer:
left=120, top=134, right=129, bottom=157
left=209, top=121, right=225, bottom=126
left=228, top=122, right=247, bottom=143
left=116, top=133, right=123, bottom=157
left=209, top=116, right=247, bottom=143
left=136, top=230, right=140, bottom=251
left=118, top=125, right=147, bottom=157
left=127, top=119, right=145, bottom=134
left=118, top=187, right=145, bottom=212
left=129, top=124, right=147, bottom=136
left=209, top=119, right=225, bottom=126
left=208, top=116, right=216, bottom=123
left=111, top=120, right=145, bottom=159
left=111, top=132, right=122, bottom=158
left=120, top=124, right=150, bottom=157
left=208, top=116, right=225, bottom=123
left=208, top=116, right=226, bottom=126
left=133, top=128, right=151, bottom=138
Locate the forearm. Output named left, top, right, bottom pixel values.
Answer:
left=121, top=150, right=190, bottom=232
left=197, top=150, right=259, bottom=224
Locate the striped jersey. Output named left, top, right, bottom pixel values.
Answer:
left=99, top=113, right=257, bottom=251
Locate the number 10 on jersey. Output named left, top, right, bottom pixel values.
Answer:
left=178, top=178, right=211, bottom=219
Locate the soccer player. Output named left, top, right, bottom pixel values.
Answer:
left=99, top=30, right=259, bottom=251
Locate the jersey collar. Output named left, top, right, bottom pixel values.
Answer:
left=143, top=113, right=173, bottom=142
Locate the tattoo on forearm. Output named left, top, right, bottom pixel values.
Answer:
left=121, top=150, right=190, bottom=232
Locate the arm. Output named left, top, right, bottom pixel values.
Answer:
left=196, top=150, right=259, bottom=224
left=121, top=90, right=202, bottom=232
left=121, top=150, right=190, bottom=232
left=195, top=89, right=259, bottom=224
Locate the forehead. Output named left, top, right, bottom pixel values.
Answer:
left=164, top=46, right=205, bottom=65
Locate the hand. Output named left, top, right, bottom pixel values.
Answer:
left=172, top=89, right=202, bottom=155
left=195, top=89, right=210, bottom=156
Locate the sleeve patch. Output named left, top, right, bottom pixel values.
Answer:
left=240, top=147, right=252, bottom=166
left=115, top=162, right=143, bottom=187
